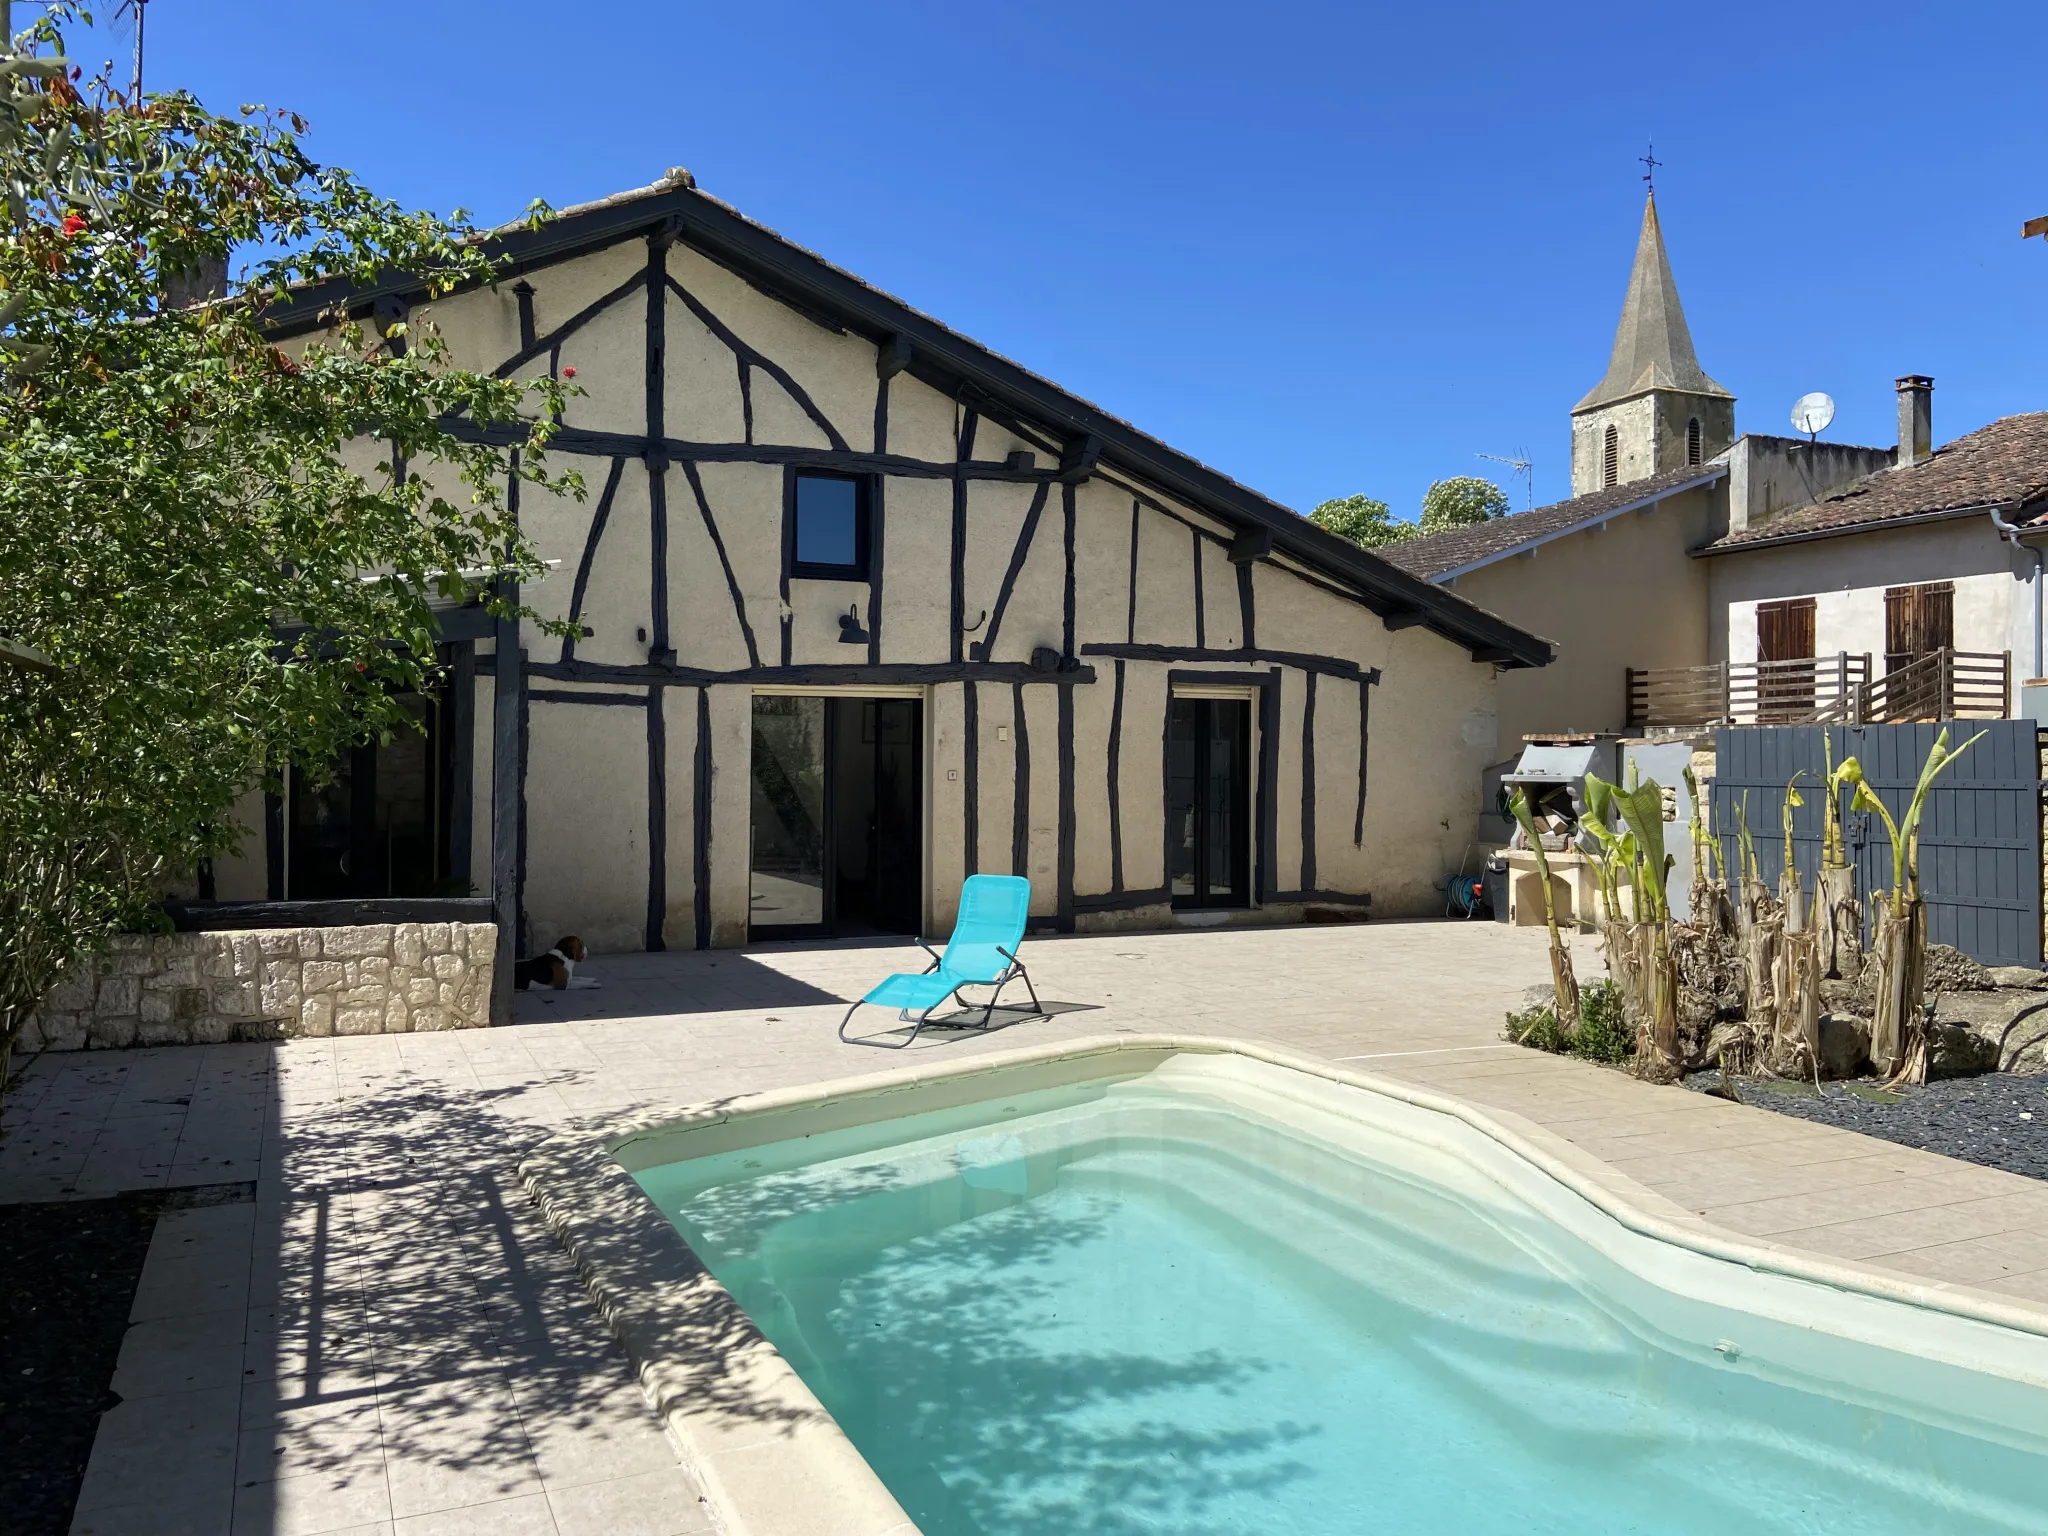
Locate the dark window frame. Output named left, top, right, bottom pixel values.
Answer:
left=784, top=468, right=874, bottom=582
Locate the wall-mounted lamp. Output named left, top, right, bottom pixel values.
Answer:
left=839, top=604, right=870, bottom=645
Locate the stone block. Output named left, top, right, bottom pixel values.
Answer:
left=43, top=970, right=96, bottom=1012
left=200, top=941, right=237, bottom=979
left=302, top=961, right=346, bottom=995
left=186, top=1013, right=236, bottom=1045
left=421, top=923, right=451, bottom=955
left=41, top=1013, right=89, bottom=1052
left=340, top=985, right=385, bottom=1012
left=356, top=956, right=391, bottom=991
left=335, top=1005, right=384, bottom=1036
left=393, top=924, right=425, bottom=969
left=405, top=976, right=440, bottom=1009
left=90, top=1013, right=140, bottom=1049
left=382, top=995, right=411, bottom=1033
left=96, top=977, right=139, bottom=1016
left=430, top=953, right=465, bottom=982
left=210, top=981, right=258, bottom=1017
left=105, top=941, right=153, bottom=977
left=176, top=987, right=211, bottom=1020
left=298, top=993, right=335, bottom=1037
left=323, top=925, right=391, bottom=960
left=257, top=930, right=302, bottom=962
left=465, top=924, right=496, bottom=961
left=260, top=970, right=303, bottom=1017
left=410, top=1005, right=450, bottom=1032
left=138, top=991, right=175, bottom=1027
left=137, top=1015, right=188, bottom=1047
left=231, top=934, right=263, bottom=979
left=158, top=949, right=202, bottom=988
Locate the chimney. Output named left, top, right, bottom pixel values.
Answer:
left=1895, top=375, right=1933, bottom=469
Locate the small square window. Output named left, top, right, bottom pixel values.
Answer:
left=790, top=473, right=869, bottom=579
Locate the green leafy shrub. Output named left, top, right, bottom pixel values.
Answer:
left=1505, top=981, right=1630, bottom=1065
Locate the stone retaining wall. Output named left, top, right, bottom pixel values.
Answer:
left=23, top=922, right=496, bottom=1051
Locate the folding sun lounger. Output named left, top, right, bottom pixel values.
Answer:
left=838, top=874, right=1043, bottom=1049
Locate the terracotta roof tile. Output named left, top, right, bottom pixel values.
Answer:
left=1709, top=412, right=2048, bottom=550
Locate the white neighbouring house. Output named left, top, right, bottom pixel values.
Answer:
left=1385, top=188, right=2040, bottom=742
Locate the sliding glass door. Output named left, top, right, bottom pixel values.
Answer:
left=1166, top=696, right=1250, bottom=908
left=749, top=695, right=922, bottom=938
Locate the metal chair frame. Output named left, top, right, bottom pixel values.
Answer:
left=837, top=942, right=1043, bottom=1049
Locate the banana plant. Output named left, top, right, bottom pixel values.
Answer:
left=1509, top=786, right=1579, bottom=1034
left=1837, top=729, right=1986, bottom=903
left=1839, top=728, right=1986, bottom=1084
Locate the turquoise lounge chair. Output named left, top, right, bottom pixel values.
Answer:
left=838, top=874, right=1043, bottom=1049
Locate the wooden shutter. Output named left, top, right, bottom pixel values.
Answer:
left=1756, top=598, right=1816, bottom=662
left=1885, top=582, right=1953, bottom=672
left=1756, top=597, right=1816, bottom=720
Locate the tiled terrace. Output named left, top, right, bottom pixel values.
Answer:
left=9, top=919, right=2048, bottom=1535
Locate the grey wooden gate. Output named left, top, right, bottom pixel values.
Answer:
left=1710, top=722, right=2043, bottom=969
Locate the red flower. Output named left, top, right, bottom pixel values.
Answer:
left=561, top=365, right=576, bottom=378
left=60, top=213, right=87, bottom=237
left=354, top=661, right=367, bottom=673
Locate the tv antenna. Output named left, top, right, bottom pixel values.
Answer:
left=1790, top=392, right=1836, bottom=444
left=111, top=0, right=146, bottom=98
left=1477, top=451, right=1534, bottom=510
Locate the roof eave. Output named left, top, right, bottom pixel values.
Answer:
left=1415, top=467, right=1727, bottom=583
left=264, top=185, right=1554, bottom=669
left=1699, top=501, right=2008, bottom=556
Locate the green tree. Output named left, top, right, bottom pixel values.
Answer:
left=0, top=7, right=573, bottom=1076
left=1419, top=475, right=1511, bottom=534
left=1309, top=493, right=1417, bottom=549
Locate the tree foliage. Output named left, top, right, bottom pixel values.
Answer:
left=0, top=6, right=572, bottom=1074
left=1418, top=475, right=1509, bottom=534
left=1308, top=493, right=1416, bottom=549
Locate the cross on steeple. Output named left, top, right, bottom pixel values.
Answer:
left=1640, top=142, right=1662, bottom=194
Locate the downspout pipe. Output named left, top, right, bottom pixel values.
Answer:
left=1988, top=504, right=2043, bottom=681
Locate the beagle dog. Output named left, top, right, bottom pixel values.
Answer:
left=513, top=935, right=601, bottom=990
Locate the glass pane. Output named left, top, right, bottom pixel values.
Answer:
left=289, top=761, right=355, bottom=900
left=1205, top=703, right=1244, bottom=900
left=1166, top=700, right=1200, bottom=897
left=751, top=696, right=827, bottom=927
left=376, top=694, right=438, bottom=896
left=795, top=476, right=859, bottom=568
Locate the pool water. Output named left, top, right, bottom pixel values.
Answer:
left=633, top=1058, right=2048, bottom=1535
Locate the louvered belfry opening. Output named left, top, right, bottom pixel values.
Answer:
left=1686, top=416, right=1702, bottom=465
left=1602, top=425, right=1619, bottom=487
left=1756, top=596, right=1817, bottom=721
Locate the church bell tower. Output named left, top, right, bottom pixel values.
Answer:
left=1570, top=191, right=1734, bottom=495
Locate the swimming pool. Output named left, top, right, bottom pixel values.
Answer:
left=554, top=1043, right=2048, bottom=1534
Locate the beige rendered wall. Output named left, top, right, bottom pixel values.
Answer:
left=258, top=223, right=1517, bottom=945
left=1442, top=485, right=1720, bottom=744
left=1708, top=517, right=2024, bottom=669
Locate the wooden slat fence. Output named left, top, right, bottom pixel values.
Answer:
left=1710, top=721, right=2043, bottom=968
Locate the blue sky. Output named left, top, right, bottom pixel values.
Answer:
left=70, top=0, right=2048, bottom=523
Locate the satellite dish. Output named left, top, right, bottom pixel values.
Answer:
left=1791, top=392, right=1836, bottom=439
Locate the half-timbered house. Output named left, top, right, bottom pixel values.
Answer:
left=222, top=169, right=1549, bottom=1009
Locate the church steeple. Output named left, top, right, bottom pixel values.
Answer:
left=1570, top=191, right=1735, bottom=495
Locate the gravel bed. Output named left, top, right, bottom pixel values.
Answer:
left=1684, top=1071, right=2048, bottom=1181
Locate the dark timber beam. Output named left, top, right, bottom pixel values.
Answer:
left=489, top=600, right=522, bottom=1026
left=1058, top=434, right=1101, bottom=485
left=1226, top=527, right=1272, bottom=566
left=1382, top=609, right=1428, bottom=631
left=877, top=332, right=913, bottom=380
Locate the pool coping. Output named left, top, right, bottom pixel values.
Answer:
left=517, top=1032, right=2048, bottom=1536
